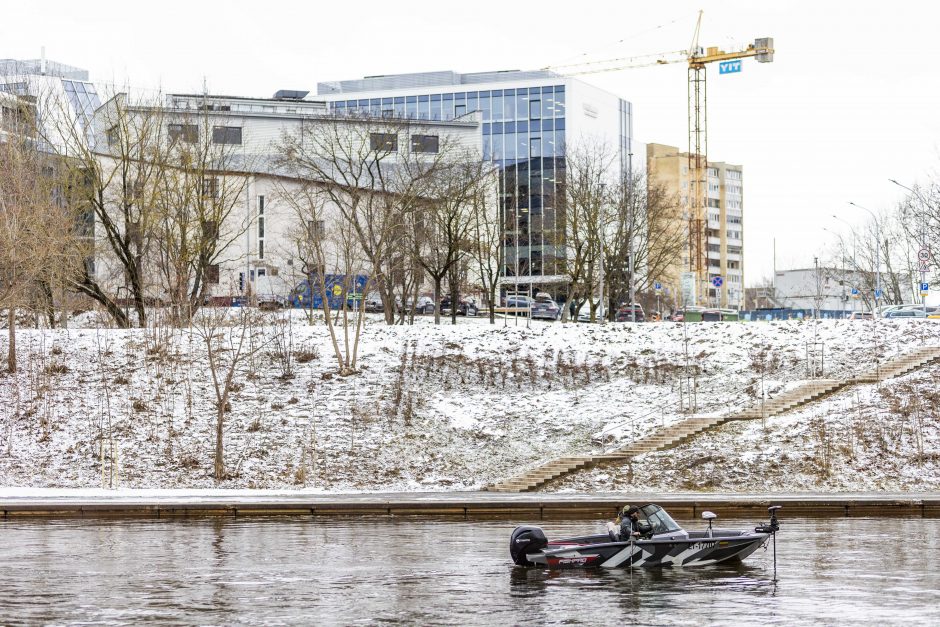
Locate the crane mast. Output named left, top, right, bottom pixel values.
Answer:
left=544, top=12, right=774, bottom=308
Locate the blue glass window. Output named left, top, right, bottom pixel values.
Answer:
left=542, top=88, right=554, bottom=118
left=406, top=98, right=417, bottom=119
left=442, top=93, right=453, bottom=120
left=347, top=99, right=357, bottom=108
left=530, top=137, right=541, bottom=158
left=483, top=123, right=491, bottom=135
left=455, top=92, right=465, bottom=102
left=334, top=102, right=346, bottom=115
left=505, top=133, right=516, bottom=161
left=468, top=92, right=478, bottom=114
left=394, top=97, right=405, bottom=117
left=516, top=134, right=527, bottom=161
left=479, top=92, right=490, bottom=120
left=529, top=99, right=541, bottom=120
left=516, top=120, right=527, bottom=134
left=554, top=86, right=566, bottom=117
left=541, top=118, right=554, bottom=131
left=381, top=97, right=392, bottom=105
left=503, top=89, right=515, bottom=120
left=483, top=135, right=492, bottom=161
left=504, top=121, right=515, bottom=134
left=493, top=134, right=504, bottom=161
left=516, top=91, right=527, bottom=120
left=358, top=99, right=368, bottom=107
left=543, top=131, right=555, bottom=157
left=555, top=118, right=566, bottom=131
left=455, top=104, right=466, bottom=118
left=492, top=93, right=503, bottom=121
left=492, top=121, right=503, bottom=135
left=418, top=95, right=430, bottom=120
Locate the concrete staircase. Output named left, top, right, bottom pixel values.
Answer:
left=854, top=346, right=940, bottom=383
left=487, top=346, right=940, bottom=493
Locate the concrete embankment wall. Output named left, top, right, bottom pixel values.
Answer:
left=2, top=493, right=939, bottom=520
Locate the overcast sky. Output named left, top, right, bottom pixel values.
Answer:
left=4, top=0, right=938, bottom=284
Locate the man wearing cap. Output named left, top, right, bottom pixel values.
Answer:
left=619, top=506, right=642, bottom=540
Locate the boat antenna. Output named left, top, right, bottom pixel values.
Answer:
left=755, top=505, right=782, bottom=580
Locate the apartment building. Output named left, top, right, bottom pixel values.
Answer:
left=647, top=142, right=744, bottom=310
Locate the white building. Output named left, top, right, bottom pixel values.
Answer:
left=86, top=91, right=485, bottom=305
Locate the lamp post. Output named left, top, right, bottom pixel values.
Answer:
left=848, top=202, right=881, bottom=313
left=889, top=179, right=930, bottom=315
left=822, top=227, right=848, bottom=316
left=598, top=182, right=606, bottom=324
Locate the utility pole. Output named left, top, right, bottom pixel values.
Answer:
left=599, top=182, right=606, bottom=324
left=849, top=202, right=881, bottom=313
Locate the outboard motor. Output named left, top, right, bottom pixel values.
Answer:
left=510, top=526, right=548, bottom=566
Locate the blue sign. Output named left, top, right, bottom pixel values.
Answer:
left=875, top=289, right=883, bottom=299
left=654, top=281, right=662, bottom=291
left=711, top=276, right=723, bottom=288
left=921, top=282, right=929, bottom=293
left=719, top=60, right=742, bottom=75
left=851, top=288, right=859, bottom=295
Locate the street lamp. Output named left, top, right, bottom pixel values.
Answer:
left=889, top=178, right=930, bottom=314
left=848, top=202, right=881, bottom=313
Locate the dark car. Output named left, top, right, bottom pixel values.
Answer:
left=615, top=303, right=646, bottom=322
left=531, top=294, right=561, bottom=321
left=441, top=295, right=479, bottom=316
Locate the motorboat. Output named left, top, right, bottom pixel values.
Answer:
left=510, top=503, right=780, bottom=569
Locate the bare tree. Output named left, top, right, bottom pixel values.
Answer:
left=278, top=180, right=369, bottom=375
left=0, top=105, right=77, bottom=371
left=50, top=92, right=168, bottom=327
left=194, top=306, right=263, bottom=482
left=278, top=116, right=445, bottom=324
left=408, top=155, right=484, bottom=324
left=604, top=172, right=686, bottom=317
left=152, top=108, right=251, bottom=325
left=467, top=165, right=502, bottom=323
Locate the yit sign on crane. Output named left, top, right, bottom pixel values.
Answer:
left=719, top=60, right=742, bottom=74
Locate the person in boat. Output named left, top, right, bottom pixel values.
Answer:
left=607, top=505, right=643, bottom=541
left=620, top=506, right=642, bottom=539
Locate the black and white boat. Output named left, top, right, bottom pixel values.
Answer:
left=510, top=504, right=780, bottom=569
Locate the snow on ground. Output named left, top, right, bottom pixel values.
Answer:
left=549, top=361, right=940, bottom=493
left=1, top=310, right=938, bottom=492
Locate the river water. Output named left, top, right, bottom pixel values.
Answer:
left=1, top=515, right=937, bottom=625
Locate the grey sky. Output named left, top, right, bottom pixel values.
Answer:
left=4, top=0, right=937, bottom=284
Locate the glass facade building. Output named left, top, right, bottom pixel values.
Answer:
left=318, top=71, right=633, bottom=296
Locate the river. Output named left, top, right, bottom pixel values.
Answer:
left=1, top=515, right=937, bottom=625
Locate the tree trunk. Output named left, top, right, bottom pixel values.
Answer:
left=6, top=308, right=15, bottom=374
left=215, top=398, right=225, bottom=481
left=433, top=277, right=442, bottom=325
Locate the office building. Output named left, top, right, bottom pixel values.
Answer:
left=316, top=70, right=637, bottom=298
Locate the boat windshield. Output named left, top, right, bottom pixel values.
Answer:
left=639, top=505, right=682, bottom=534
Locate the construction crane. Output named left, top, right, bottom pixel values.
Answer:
left=545, top=11, right=774, bottom=307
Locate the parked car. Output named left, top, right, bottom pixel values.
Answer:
left=615, top=303, right=646, bottom=322
left=530, top=294, right=560, bottom=321
left=441, top=295, right=479, bottom=316
left=847, top=311, right=873, bottom=320
left=364, top=297, right=384, bottom=313
left=257, top=294, right=287, bottom=310
left=396, top=295, right=435, bottom=315
left=884, top=309, right=928, bottom=319
left=577, top=301, right=606, bottom=323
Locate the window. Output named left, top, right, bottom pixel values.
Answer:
left=258, top=216, right=265, bottom=238
left=202, top=178, right=218, bottom=199
left=168, top=123, right=198, bottom=143
left=212, top=126, right=242, bottom=145
left=370, top=132, right=398, bottom=152
left=257, top=267, right=266, bottom=277
left=258, top=195, right=265, bottom=214
left=411, top=134, right=439, bottom=153
left=201, top=219, right=219, bottom=241
left=258, top=240, right=264, bottom=260
left=206, top=264, right=220, bottom=285
left=707, top=198, right=720, bottom=208
left=307, top=219, right=325, bottom=241
left=106, top=125, right=120, bottom=147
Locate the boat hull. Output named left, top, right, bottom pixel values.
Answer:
left=529, top=534, right=769, bottom=569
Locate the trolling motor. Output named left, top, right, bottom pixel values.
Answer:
left=755, top=505, right=782, bottom=579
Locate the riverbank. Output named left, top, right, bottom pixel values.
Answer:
left=2, top=489, right=938, bottom=519
left=2, top=314, right=939, bottom=492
